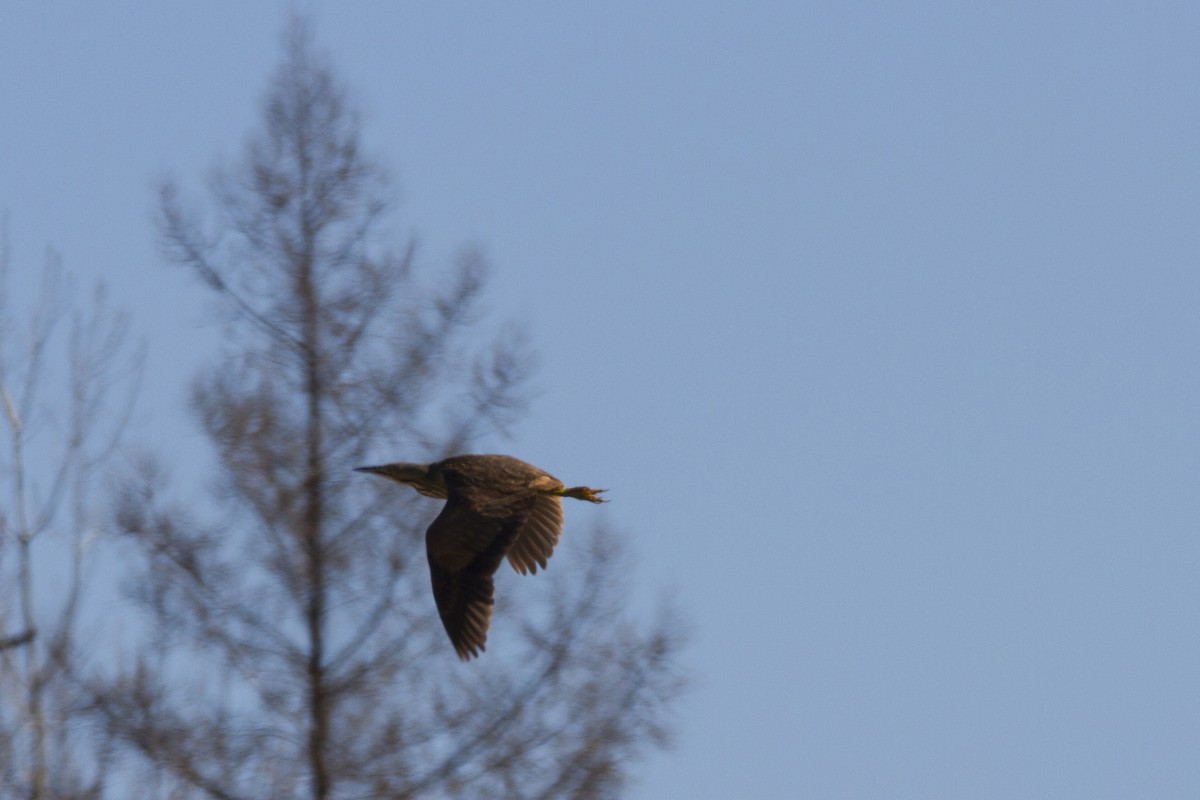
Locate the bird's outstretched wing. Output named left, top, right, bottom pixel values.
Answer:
left=505, top=494, right=564, bottom=575
left=425, top=483, right=537, bottom=660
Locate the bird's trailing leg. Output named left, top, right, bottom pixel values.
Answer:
left=554, top=486, right=607, bottom=503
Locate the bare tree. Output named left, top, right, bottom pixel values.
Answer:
left=0, top=219, right=141, bottom=800
left=92, top=18, right=684, bottom=800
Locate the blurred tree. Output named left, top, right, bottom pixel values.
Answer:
left=91, top=18, right=684, bottom=800
left=0, top=222, right=141, bottom=800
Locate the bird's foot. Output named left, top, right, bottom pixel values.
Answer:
left=560, top=486, right=607, bottom=503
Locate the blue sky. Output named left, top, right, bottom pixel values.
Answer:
left=3, top=2, right=1200, bottom=797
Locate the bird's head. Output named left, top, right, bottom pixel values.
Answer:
left=355, top=462, right=448, bottom=498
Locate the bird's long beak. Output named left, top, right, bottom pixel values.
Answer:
left=354, top=463, right=429, bottom=484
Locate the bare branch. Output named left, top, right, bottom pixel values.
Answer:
left=0, top=218, right=139, bottom=800
left=0, top=629, right=35, bottom=652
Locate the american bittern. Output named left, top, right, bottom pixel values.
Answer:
left=355, top=454, right=606, bottom=659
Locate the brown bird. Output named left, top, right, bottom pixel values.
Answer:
left=355, top=454, right=606, bottom=659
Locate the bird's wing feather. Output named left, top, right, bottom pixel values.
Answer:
left=425, top=485, right=536, bottom=660
left=505, top=494, right=564, bottom=575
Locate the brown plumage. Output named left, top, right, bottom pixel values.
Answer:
left=355, top=454, right=606, bottom=659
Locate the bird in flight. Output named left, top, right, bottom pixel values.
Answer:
left=356, top=454, right=606, bottom=659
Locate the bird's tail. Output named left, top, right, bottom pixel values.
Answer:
left=560, top=486, right=607, bottom=503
